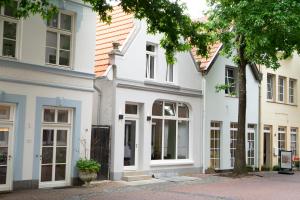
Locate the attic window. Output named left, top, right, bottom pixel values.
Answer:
left=146, top=44, right=156, bottom=79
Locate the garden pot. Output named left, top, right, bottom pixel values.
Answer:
left=79, top=171, right=97, bottom=186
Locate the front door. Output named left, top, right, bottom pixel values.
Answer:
left=124, top=120, right=138, bottom=170
left=0, top=125, right=13, bottom=192
left=39, top=107, right=72, bottom=188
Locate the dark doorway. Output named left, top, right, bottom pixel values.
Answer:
left=90, top=125, right=110, bottom=180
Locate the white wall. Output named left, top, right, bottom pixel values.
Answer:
left=204, top=54, right=260, bottom=170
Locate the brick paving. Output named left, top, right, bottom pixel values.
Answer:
left=1, top=172, right=300, bottom=200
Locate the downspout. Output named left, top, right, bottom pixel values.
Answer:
left=202, top=73, right=207, bottom=173
left=258, top=65, right=262, bottom=169
left=93, top=80, right=102, bottom=125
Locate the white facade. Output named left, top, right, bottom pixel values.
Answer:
left=203, top=53, right=260, bottom=170
left=0, top=1, right=96, bottom=191
left=94, top=20, right=204, bottom=180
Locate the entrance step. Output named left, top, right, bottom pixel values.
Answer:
left=122, top=171, right=152, bottom=182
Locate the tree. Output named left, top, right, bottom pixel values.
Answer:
left=207, top=0, right=300, bottom=174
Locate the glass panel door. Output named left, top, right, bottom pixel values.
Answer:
left=40, top=128, right=69, bottom=186
left=0, top=127, right=12, bottom=191
left=124, top=120, right=137, bottom=168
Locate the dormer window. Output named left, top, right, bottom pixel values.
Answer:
left=146, top=44, right=156, bottom=79
left=45, top=11, right=73, bottom=67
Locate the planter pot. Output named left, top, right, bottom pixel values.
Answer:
left=78, top=171, right=97, bottom=186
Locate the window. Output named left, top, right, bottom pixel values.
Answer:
left=46, top=11, right=73, bottom=67
left=247, top=124, right=256, bottom=166
left=267, top=74, right=275, bottom=100
left=289, top=79, right=296, bottom=104
left=278, top=127, right=286, bottom=155
left=0, top=2, right=18, bottom=58
left=210, top=121, right=221, bottom=169
left=43, top=108, right=71, bottom=124
left=146, top=44, right=155, bottom=79
left=278, top=77, right=286, bottom=102
left=0, top=105, right=10, bottom=120
left=291, top=128, right=297, bottom=157
left=166, top=63, right=174, bottom=83
left=225, top=67, right=237, bottom=95
left=151, top=101, right=189, bottom=161
left=230, top=123, right=238, bottom=168
left=125, top=104, right=138, bottom=115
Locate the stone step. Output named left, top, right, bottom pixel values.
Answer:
left=122, top=175, right=152, bottom=182
left=123, top=171, right=148, bottom=177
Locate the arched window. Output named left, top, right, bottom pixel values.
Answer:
left=151, top=100, right=190, bottom=161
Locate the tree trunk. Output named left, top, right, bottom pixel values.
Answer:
left=234, top=35, right=248, bottom=175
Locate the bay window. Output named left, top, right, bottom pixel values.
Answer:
left=46, top=11, right=73, bottom=67
left=151, top=101, right=190, bottom=161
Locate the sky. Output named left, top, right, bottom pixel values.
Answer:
left=180, top=0, right=208, bottom=19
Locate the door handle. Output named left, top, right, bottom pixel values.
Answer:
left=8, top=155, right=12, bottom=160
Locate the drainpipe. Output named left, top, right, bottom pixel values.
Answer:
left=93, top=80, right=102, bottom=125
left=202, top=74, right=207, bottom=173
left=258, top=65, right=262, bottom=170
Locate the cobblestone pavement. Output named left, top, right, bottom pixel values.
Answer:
left=1, top=172, right=300, bottom=200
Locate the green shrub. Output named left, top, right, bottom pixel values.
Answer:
left=246, top=165, right=254, bottom=172
left=272, top=165, right=280, bottom=171
left=76, top=159, right=101, bottom=173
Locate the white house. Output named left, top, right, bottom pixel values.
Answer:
left=0, top=1, right=96, bottom=191
left=93, top=7, right=204, bottom=181
left=193, top=44, right=261, bottom=171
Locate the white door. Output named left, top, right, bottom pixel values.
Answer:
left=39, top=107, right=72, bottom=188
left=124, top=119, right=138, bottom=170
left=0, top=104, right=14, bottom=192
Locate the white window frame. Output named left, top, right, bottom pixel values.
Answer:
left=166, top=63, right=174, bottom=83
left=210, top=121, right=221, bottom=169
left=267, top=73, right=274, bottom=101
left=247, top=124, right=256, bottom=166
left=0, top=5, right=20, bottom=59
left=278, top=126, right=286, bottom=155
left=289, top=79, right=296, bottom=104
left=150, top=101, right=191, bottom=165
left=45, top=10, right=75, bottom=68
left=290, top=128, right=297, bottom=157
left=145, top=43, right=156, bottom=80
left=230, top=122, right=237, bottom=168
left=278, top=76, right=285, bottom=102
left=225, top=66, right=237, bottom=95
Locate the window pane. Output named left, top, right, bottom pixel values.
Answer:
left=152, top=101, right=163, bottom=116
left=57, top=110, right=68, bottom=123
left=57, top=130, right=67, bottom=146
left=151, top=119, right=162, bottom=160
left=0, top=106, right=10, bottom=120
left=42, top=129, right=54, bottom=146
left=45, top=48, right=57, bottom=64
left=47, top=13, right=58, bottom=28
left=164, top=102, right=176, bottom=116
left=46, top=31, right=57, bottom=48
left=2, top=40, right=16, bottom=57
left=0, top=129, right=9, bottom=147
left=149, top=56, right=155, bottom=78
left=60, top=14, right=72, bottom=31
left=60, top=34, right=71, bottom=50
left=178, top=121, right=189, bottom=159
left=125, top=104, right=138, bottom=115
left=56, top=147, right=66, bottom=163
left=41, top=165, right=52, bottom=182
left=55, top=164, right=66, bottom=181
left=3, top=22, right=17, bottom=40
left=44, top=109, right=55, bottom=122
left=0, top=166, right=7, bottom=184
left=164, top=120, right=176, bottom=159
left=59, top=50, right=70, bottom=66
left=4, top=1, right=18, bottom=17
left=146, top=44, right=155, bottom=52
left=178, top=104, right=189, bottom=118
left=0, top=147, right=8, bottom=165
left=42, top=147, right=53, bottom=164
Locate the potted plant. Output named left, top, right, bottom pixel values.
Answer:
left=76, top=159, right=100, bottom=186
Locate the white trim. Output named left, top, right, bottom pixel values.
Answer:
left=150, top=159, right=194, bottom=167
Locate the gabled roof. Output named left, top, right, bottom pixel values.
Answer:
left=192, top=42, right=222, bottom=72
left=95, top=6, right=135, bottom=77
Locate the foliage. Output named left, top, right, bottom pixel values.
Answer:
left=272, top=165, right=280, bottom=171
left=215, top=83, right=237, bottom=96
left=76, top=159, right=101, bottom=173
left=261, top=165, right=270, bottom=171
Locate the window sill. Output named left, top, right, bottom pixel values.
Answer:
left=225, top=94, right=238, bottom=98
left=0, top=55, right=18, bottom=61
left=265, top=100, right=297, bottom=107
left=150, top=159, right=194, bottom=167
left=144, top=80, right=180, bottom=90
left=45, top=63, right=73, bottom=70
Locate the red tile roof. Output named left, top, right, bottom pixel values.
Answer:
left=95, top=6, right=135, bottom=76
left=192, top=42, right=222, bottom=72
